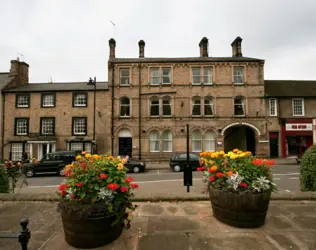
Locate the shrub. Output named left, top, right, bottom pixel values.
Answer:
left=0, top=167, right=9, bottom=193
left=198, top=149, right=277, bottom=193
left=300, top=145, right=316, bottom=191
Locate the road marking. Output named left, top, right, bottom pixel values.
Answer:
left=274, top=178, right=281, bottom=180
left=274, top=173, right=299, bottom=176
left=285, top=189, right=291, bottom=192
left=289, top=177, right=299, bottom=180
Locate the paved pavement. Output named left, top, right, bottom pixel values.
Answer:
left=0, top=200, right=315, bottom=250
left=17, top=164, right=301, bottom=195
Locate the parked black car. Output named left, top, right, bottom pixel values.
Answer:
left=169, top=152, right=201, bottom=172
left=24, top=151, right=77, bottom=178
left=119, top=155, right=146, bottom=173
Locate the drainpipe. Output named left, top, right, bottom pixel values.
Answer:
left=1, top=92, right=5, bottom=158
left=111, top=62, right=115, bottom=155
left=138, top=62, right=142, bottom=160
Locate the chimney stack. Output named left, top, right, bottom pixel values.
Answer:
left=199, top=37, right=209, bottom=57
left=138, top=40, right=145, bottom=58
left=109, top=38, right=116, bottom=59
left=231, top=36, right=243, bottom=57
left=9, top=57, right=29, bottom=85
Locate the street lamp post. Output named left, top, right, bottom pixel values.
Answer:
left=87, top=77, right=96, bottom=153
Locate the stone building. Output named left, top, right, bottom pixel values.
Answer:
left=2, top=59, right=111, bottom=161
left=265, top=80, right=316, bottom=158
left=108, top=36, right=269, bottom=161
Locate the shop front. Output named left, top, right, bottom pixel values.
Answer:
left=281, top=119, right=313, bottom=157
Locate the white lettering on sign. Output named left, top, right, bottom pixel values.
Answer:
left=285, top=123, right=312, bottom=131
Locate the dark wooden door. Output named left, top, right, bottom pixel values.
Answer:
left=269, top=133, right=279, bottom=158
left=118, top=137, right=132, bottom=157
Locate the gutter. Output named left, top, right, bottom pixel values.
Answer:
left=111, top=62, right=115, bottom=155
left=138, top=62, right=142, bottom=160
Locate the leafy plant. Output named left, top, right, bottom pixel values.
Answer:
left=56, top=153, right=138, bottom=228
left=300, top=145, right=316, bottom=191
left=0, top=166, right=9, bottom=193
left=198, top=149, right=277, bottom=193
left=2, top=161, right=28, bottom=193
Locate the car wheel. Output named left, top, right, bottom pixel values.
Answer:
left=25, top=169, right=34, bottom=178
left=173, top=165, right=181, bottom=172
left=58, top=167, right=65, bottom=176
left=132, top=166, right=140, bottom=173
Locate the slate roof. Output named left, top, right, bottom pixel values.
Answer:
left=0, top=73, right=14, bottom=90
left=3, top=81, right=109, bottom=93
left=110, top=56, right=264, bottom=63
left=265, top=80, right=316, bottom=97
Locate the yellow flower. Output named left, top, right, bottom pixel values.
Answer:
left=233, top=149, right=239, bottom=153
left=230, top=155, right=236, bottom=160
left=76, top=155, right=82, bottom=161
left=93, top=154, right=101, bottom=159
left=117, top=163, right=124, bottom=170
left=227, top=151, right=233, bottom=156
left=85, top=153, right=92, bottom=159
left=81, top=151, right=86, bottom=155
left=239, top=153, right=246, bottom=158
left=117, top=156, right=121, bottom=160
left=237, top=151, right=243, bottom=154
left=211, top=153, right=218, bottom=158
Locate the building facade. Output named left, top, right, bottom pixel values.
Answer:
left=108, top=36, right=270, bottom=161
left=265, top=80, right=316, bottom=158
left=2, top=59, right=111, bottom=161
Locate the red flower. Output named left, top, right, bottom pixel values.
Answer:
left=126, top=176, right=134, bottom=183
left=266, top=160, right=275, bottom=167
left=209, top=176, right=215, bottom=182
left=252, top=159, right=263, bottom=165
left=76, top=183, right=83, bottom=187
left=199, top=161, right=204, bottom=166
left=58, top=183, right=68, bottom=191
left=216, top=172, right=224, bottom=178
left=79, top=162, right=87, bottom=170
left=131, top=183, right=139, bottom=189
left=100, top=173, right=107, bottom=179
left=61, top=190, right=67, bottom=196
left=239, top=182, right=248, bottom=188
left=197, top=167, right=205, bottom=172
left=108, top=183, right=118, bottom=191
left=120, top=187, right=128, bottom=192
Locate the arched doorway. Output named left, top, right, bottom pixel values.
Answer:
left=118, top=128, right=132, bottom=157
left=223, top=124, right=257, bottom=155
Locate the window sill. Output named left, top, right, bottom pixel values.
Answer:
left=16, top=134, right=28, bottom=136
left=73, top=105, right=88, bottom=108
left=16, top=106, right=30, bottom=109
left=119, top=85, right=131, bottom=88
left=234, top=115, right=245, bottom=117
left=233, top=83, right=245, bottom=86
left=41, top=106, right=56, bottom=108
left=150, top=151, right=160, bottom=153
left=119, top=116, right=131, bottom=119
left=292, top=114, right=305, bottom=117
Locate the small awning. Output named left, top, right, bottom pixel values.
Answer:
left=26, top=141, right=57, bottom=144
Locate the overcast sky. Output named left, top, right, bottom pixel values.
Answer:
left=1, top=0, right=316, bottom=83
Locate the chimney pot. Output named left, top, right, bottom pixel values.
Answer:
left=231, top=36, right=243, bottom=57
left=138, top=40, right=145, bottom=58
left=109, top=38, right=116, bottom=59
left=199, top=37, right=209, bottom=57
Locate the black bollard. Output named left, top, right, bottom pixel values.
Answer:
left=18, top=218, right=31, bottom=250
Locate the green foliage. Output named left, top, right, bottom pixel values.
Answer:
left=0, top=167, right=9, bottom=193
left=300, top=145, right=316, bottom=191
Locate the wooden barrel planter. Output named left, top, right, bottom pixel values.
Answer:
left=208, top=186, right=271, bottom=228
left=60, top=203, right=124, bottom=249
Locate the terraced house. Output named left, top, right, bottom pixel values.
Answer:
left=2, top=59, right=111, bottom=161
left=108, top=36, right=269, bottom=161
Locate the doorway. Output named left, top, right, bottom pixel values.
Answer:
left=224, top=125, right=256, bottom=155
left=269, top=132, right=279, bottom=158
left=118, top=128, right=133, bottom=157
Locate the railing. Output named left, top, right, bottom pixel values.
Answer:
left=0, top=217, right=31, bottom=250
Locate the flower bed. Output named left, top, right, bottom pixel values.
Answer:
left=198, top=149, right=276, bottom=228
left=56, top=153, right=138, bottom=248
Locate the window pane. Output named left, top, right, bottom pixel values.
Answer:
left=203, top=67, right=212, bottom=84
left=17, top=95, right=29, bottom=107
left=150, top=131, right=160, bottom=152
left=192, top=68, right=201, bottom=84
left=120, top=69, right=130, bottom=86
left=16, top=119, right=28, bottom=135
left=269, top=99, right=276, bottom=116
left=42, top=95, right=54, bottom=107
left=204, top=97, right=214, bottom=115
left=234, top=67, right=244, bottom=84
left=120, top=98, right=130, bottom=117
left=192, top=98, right=201, bottom=115
left=11, top=143, right=23, bottom=161
left=41, top=118, right=54, bottom=135
left=162, top=98, right=171, bottom=116
left=84, top=143, right=92, bottom=153
left=71, top=143, right=84, bottom=151
left=150, top=68, right=160, bottom=85
left=150, top=99, right=160, bottom=116
left=162, top=130, right=172, bottom=152
left=74, top=118, right=87, bottom=135
left=205, top=132, right=215, bottom=152
left=293, top=99, right=303, bottom=116
left=74, top=94, right=87, bottom=106
left=162, top=68, right=171, bottom=84
left=234, top=98, right=244, bottom=116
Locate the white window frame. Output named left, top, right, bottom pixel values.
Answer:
left=73, top=118, right=87, bottom=135
left=120, top=68, right=131, bottom=86
left=70, top=142, right=84, bottom=152
left=162, top=96, right=172, bottom=117
left=162, top=68, right=171, bottom=84
left=204, top=131, right=216, bottom=152
left=73, top=93, right=87, bottom=107
left=119, top=97, right=131, bottom=117
left=192, top=97, right=202, bottom=116
left=41, top=118, right=55, bottom=135
left=292, top=98, right=305, bottom=116
left=42, top=94, right=55, bottom=107
left=191, top=67, right=201, bottom=85
left=16, top=118, right=28, bottom=136
left=204, top=96, right=214, bottom=116
left=150, top=68, right=160, bottom=85
left=162, top=130, right=173, bottom=152
left=203, top=67, right=213, bottom=85
left=11, top=143, right=23, bottom=161
left=233, top=66, right=244, bottom=85
left=16, top=95, right=30, bottom=108
left=234, top=97, right=245, bottom=116
left=149, top=130, right=160, bottom=152
left=192, top=130, right=202, bottom=152
left=269, top=98, right=277, bottom=116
